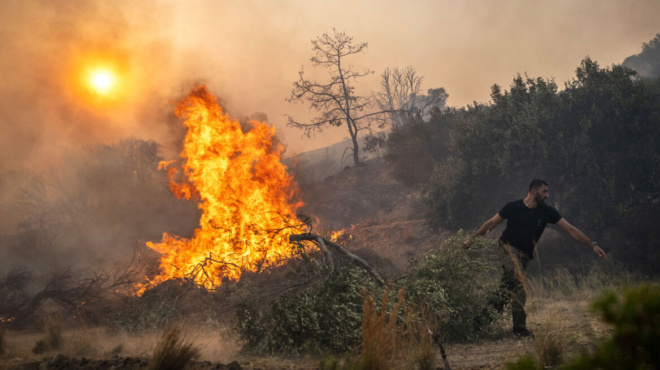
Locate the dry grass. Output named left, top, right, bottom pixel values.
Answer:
left=532, top=313, right=579, bottom=367
left=148, top=324, right=200, bottom=370
left=501, top=244, right=630, bottom=368
left=359, top=287, right=435, bottom=370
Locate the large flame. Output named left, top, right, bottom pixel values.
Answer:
left=139, top=86, right=304, bottom=293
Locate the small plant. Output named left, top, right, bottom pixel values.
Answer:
left=148, top=324, right=200, bottom=370
left=532, top=318, right=578, bottom=368
left=359, top=287, right=406, bottom=369
left=319, top=288, right=436, bottom=370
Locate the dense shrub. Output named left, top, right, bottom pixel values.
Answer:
left=235, top=231, right=505, bottom=355
left=403, top=231, right=501, bottom=341
left=234, top=266, right=370, bottom=355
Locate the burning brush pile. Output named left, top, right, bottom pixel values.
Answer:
left=0, top=86, right=380, bottom=331
left=137, top=86, right=307, bottom=293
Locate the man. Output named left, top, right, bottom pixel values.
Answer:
left=463, top=179, right=607, bottom=337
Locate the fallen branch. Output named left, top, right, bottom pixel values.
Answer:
left=290, top=233, right=384, bottom=286
left=424, top=322, right=451, bottom=370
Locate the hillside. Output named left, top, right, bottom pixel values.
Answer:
left=297, top=156, right=445, bottom=276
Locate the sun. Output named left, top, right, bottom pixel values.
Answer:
left=88, top=69, right=116, bottom=95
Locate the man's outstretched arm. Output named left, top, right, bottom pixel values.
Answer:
left=556, top=218, right=607, bottom=260
left=463, top=213, right=505, bottom=249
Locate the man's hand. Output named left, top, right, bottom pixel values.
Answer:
left=464, top=213, right=504, bottom=250
left=593, top=244, right=607, bottom=260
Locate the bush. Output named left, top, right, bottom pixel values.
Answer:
left=402, top=231, right=501, bottom=341
left=564, top=283, right=660, bottom=369
left=235, top=266, right=370, bottom=355
left=506, top=283, right=660, bottom=369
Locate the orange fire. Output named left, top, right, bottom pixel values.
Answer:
left=138, top=86, right=304, bottom=293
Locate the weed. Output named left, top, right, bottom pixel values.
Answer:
left=148, top=324, right=200, bottom=370
left=359, top=287, right=404, bottom=369
left=319, top=288, right=437, bottom=370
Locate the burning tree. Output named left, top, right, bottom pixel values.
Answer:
left=139, top=87, right=307, bottom=292
left=139, top=86, right=385, bottom=294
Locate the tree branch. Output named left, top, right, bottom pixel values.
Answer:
left=289, top=233, right=384, bottom=286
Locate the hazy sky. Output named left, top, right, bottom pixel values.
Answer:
left=1, top=0, right=659, bottom=167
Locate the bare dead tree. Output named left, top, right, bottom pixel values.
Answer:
left=287, top=29, right=386, bottom=167
left=373, top=66, right=448, bottom=129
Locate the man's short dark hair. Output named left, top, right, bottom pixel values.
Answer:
left=529, top=179, right=548, bottom=191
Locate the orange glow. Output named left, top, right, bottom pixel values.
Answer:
left=330, top=224, right=356, bottom=242
left=137, top=86, right=304, bottom=293
left=89, top=69, right=116, bottom=94
left=68, top=50, right=129, bottom=108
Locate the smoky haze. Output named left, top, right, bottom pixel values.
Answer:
left=0, top=0, right=658, bottom=275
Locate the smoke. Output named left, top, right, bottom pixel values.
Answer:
left=0, top=0, right=184, bottom=173
left=0, top=1, right=200, bottom=274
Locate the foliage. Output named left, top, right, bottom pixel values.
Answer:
left=505, top=353, right=538, bottom=370
left=506, top=283, right=660, bottom=369
left=563, top=283, right=660, bottom=369
left=421, top=57, right=660, bottom=271
left=235, top=266, right=369, bottom=355
left=359, top=288, right=434, bottom=370
left=385, top=107, right=455, bottom=188
left=319, top=288, right=436, bottom=370
left=402, top=231, right=501, bottom=341
left=623, top=33, right=660, bottom=78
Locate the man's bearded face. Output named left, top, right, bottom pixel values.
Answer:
left=534, top=185, right=550, bottom=205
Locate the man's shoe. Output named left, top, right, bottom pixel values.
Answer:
left=513, top=328, right=534, bottom=338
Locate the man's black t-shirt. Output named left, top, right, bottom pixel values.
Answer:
left=498, top=200, right=562, bottom=258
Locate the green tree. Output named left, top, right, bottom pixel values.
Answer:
left=622, top=33, right=660, bottom=78
left=423, top=57, right=660, bottom=271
